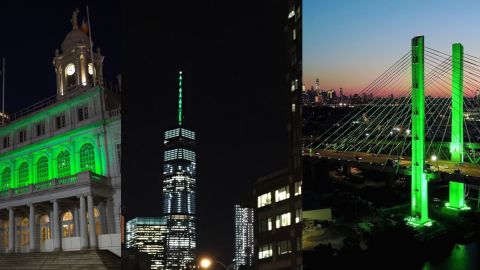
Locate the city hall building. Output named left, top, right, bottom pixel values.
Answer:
left=0, top=10, right=121, bottom=255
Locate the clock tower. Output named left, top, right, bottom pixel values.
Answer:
left=53, top=9, right=105, bottom=99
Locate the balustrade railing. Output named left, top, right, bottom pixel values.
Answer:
left=0, top=171, right=107, bottom=200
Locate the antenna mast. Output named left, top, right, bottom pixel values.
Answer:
left=178, top=71, right=183, bottom=126
left=86, top=6, right=96, bottom=87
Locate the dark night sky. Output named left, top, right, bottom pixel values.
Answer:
left=124, top=0, right=289, bottom=265
left=0, top=1, right=120, bottom=113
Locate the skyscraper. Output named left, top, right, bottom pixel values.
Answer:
left=162, top=71, right=197, bottom=269
left=234, top=205, right=254, bottom=270
left=126, top=217, right=168, bottom=270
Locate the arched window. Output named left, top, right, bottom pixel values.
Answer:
left=1, top=167, right=11, bottom=189
left=0, top=219, right=7, bottom=248
left=57, top=151, right=71, bottom=177
left=37, top=157, right=48, bottom=182
left=18, top=217, right=29, bottom=247
left=80, top=143, right=95, bottom=171
left=62, top=211, right=74, bottom=237
left=39, top=215, right=51, bottom=241
left=18, top=162, right=29, bottom=185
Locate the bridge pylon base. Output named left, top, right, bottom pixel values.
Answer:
left=444, top=202, right=470, bottom=212
left=405, top=216, right=433, bottom=228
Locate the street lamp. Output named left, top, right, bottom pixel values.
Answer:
left=200, top=258, right=212, bottom=269
left=431, top=155, right=439, bottom=171
left=199, top=257, right=231, bottom=270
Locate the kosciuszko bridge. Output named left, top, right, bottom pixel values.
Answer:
left=305, top=36, right=480, bottom=228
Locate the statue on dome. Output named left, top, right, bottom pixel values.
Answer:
left=71, top=8, right=80, bottom=30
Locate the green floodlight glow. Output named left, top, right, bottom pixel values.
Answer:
left=0, top=90, right=108, bottom=191
left=445, top=202, right=470, bottom=211
left=448, top=43, right=468, bottom=210
left=405, top=216, right=433, bottom=228
left=178, top=70, right=183, bottom=126
left=409, top=36, right=430, bottom=226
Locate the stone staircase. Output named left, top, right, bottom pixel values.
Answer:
left=0, top=250, right=121, bottom=270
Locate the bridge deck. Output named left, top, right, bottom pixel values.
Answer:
left=306, top=149, right=480, bottom=178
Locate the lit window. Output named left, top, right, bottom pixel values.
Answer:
left=259, top=217, right=273, bottom=233
left=1, top=167, right=11, bottom=189
left=37, top=157, right=48, bottom=182
left=291, top=104, right=296, bottom=112
left=293, top=29, right=296, bottom=40
left=80, top=143, right=95, bottom=171
left=275, top=186, right=290, bottom=202
left=57, top=151, right=71, bottom=177
left=18, top=162, right=29, bottom=185
left=294, top=181, right=302, bottom=196
left=62, top=211, right=74, bottom=237
left=295, top=208, right=302, bottom=223
left=257, top=192, right=271, bottom=208
left=277, top=240, right=291, bottom=255
left=276, top=212, right=291, bottom=229
left=258, top=244, right=272, bottom=259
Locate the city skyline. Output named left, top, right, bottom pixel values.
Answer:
left=304, top=0, right=480, bottom=95
left=123, top=0, right=290, bottom=265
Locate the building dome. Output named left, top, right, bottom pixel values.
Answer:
left=61, top=28, right=90, bottom=53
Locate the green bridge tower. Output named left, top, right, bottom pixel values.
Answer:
left=408, top=36, right=432, bottom=227
left=447, top=43, right=469, bottom=211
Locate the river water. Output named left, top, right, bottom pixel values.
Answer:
left=422, top=242, right=479, bottom=270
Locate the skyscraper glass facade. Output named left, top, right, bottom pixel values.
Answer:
left=234, top=205, right=254, bottom=270
left=126, top=217, right=168, bottom=270
left=162, top=127, right=197, bottom=269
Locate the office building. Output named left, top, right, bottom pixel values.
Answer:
left=234, top=205, right=254, bottom=270
left=126, top=217, right=168, bottom=269
left=162, top=71, right=197, bottom=269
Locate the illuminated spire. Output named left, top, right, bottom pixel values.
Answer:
left=178, top=70, right=183, bottom=126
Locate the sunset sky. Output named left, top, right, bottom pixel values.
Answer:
left=304, top=0, right=480, bottom=95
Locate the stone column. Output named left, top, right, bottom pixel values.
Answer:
left=8, top=208, right=14, bottom=253
left=52, top=199, right=61, bottom=251
left=87, top=194, right=97, bottom=248
left=49, top=209, right=54, bottom=240
left=106, top=199, right=115, bottom=234
left=29, top=204, right=35, bottom=252
left=79, top=195, right=88, bottom=249
left=73, top=207, right=80, bottom=237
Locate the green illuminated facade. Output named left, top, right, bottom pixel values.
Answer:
left=0, top=90, right=108, bottom=191
left=448, top=43, right=468, bottom=210
left=409, top=36, right=430, bottom=226
left=0, top=10, right=121, bottom=255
